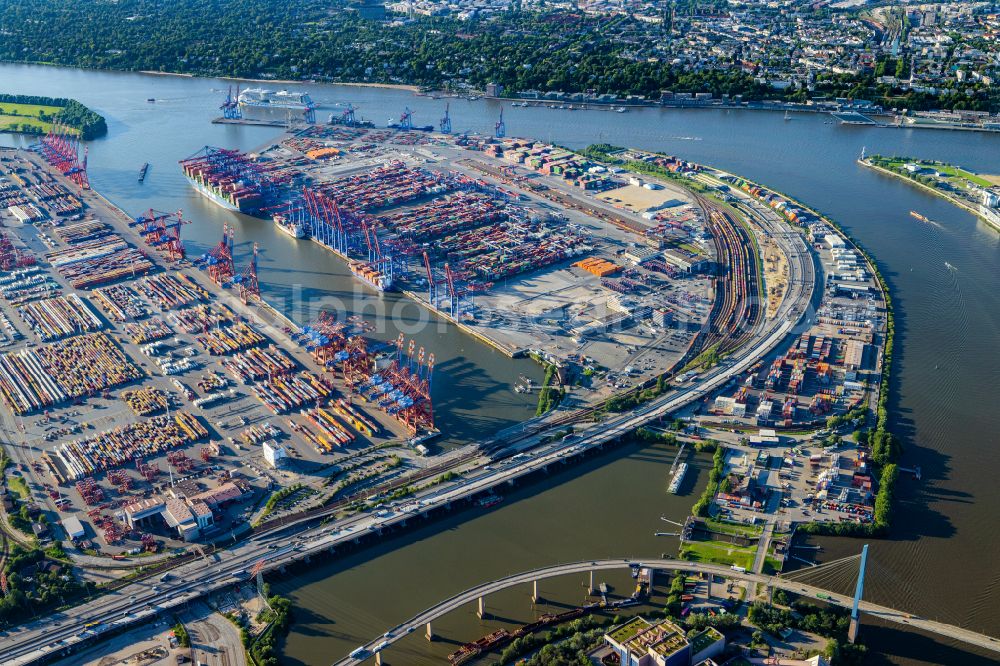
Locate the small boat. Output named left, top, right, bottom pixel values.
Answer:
left=616, top=106, right=628, bottom=113
left=146, top=98, right=156, bottom=103
left=137, top=162, right=149, bottom=183
left=909, top=211, right=929, bottom=222
left=784, top=110, right=792, bottom=121
left=476, top=494, right=502, bottom=509
left=668, top=462, right=688, bottom=494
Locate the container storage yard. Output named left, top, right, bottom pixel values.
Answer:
left=189, top=125, right=718, bottom=392
left=0, top=146, right=430, bottom=557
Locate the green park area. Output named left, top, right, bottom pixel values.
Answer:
left=0, top=101, right=65, bottom=134
left=0, top=94, right=107, bottom=138
left=680, top=540, right=757, bottom=570
left=877, top=157, right=996, bottom=188
left=680, top=518, right=762, bottom=570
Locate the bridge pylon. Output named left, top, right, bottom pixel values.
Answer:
left=848, top=544, right=869, bottom=644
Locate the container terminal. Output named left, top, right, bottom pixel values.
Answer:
left=176, top=109, right=884, bottom=439
left=178, top=120, right=725, bottom=399
left=0, top=137, right=445, bottom=562
left=0, top=111, right=886, bottom=560
left=0, top=109, right=901, bottom=666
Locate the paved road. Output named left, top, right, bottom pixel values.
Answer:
left=332, top=558, right=1000, bottom=665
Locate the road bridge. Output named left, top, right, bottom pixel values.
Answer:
left=333, top=558, right=1000, bottom=665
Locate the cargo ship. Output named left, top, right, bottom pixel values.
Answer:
left=181, top=164, right=262, bottom=214
left=137, top=163, right=149, bottom=183
left=238, top=88, right=315, bottom=111
left=272, top=212, right=307, bottom=239
left=668, top=462, right=687, bottom=494
left=348, top=260, right=392, bottom=292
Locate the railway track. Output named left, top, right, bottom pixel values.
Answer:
left=694, top=195, right=762, bottom=356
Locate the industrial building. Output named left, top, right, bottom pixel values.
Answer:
left=61, top=514, right=86, bottom=540
left=263, top=440, right=289, bottom=468
left=122, top=493, right=216, bottom=542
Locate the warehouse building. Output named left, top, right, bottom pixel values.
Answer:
left=61, top=514, right=86, bottom=540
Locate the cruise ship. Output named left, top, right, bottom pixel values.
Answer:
left=238, top=88, right=315, bottom=110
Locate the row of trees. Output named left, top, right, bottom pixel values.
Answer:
left=0, top=1, right=995, bottom=111
left=691, top=446, right=726, bottom=518
left=535, top=363, right=564, bottom=416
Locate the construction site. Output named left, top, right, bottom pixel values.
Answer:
left=0, top=136, right=438, bottom=559
left=178, top=112, right=725, bottom=397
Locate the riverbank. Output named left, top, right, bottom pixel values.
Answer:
left=138, top=68, right=421, bottom=92
left=859, top=158, right=1000, bottom=234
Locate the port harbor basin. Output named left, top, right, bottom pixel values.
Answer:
left=0, top=63, right=998, bottom=666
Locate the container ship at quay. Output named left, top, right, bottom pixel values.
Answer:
left=348, top=260, right=392, bottom=292
left=272, top=210, right=307, bottom=238
left=238, top=88, right=316, bottom=111
left=179, top=147, right=271, bottom=214
left=181, top=166, right=263, bottom=214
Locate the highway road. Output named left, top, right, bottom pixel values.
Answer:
left=333, top=559, right=1000, bottom=665
left=0, top=166, right=818, bottom=665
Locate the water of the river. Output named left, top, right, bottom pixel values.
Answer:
left=2, top=63, right=998, bottom=665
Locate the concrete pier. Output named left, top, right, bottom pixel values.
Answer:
left=425, top=622, right=434, bottom=641
left=848, top=616, right=860, bottom=643
left=588, top=570, right=594, bottom=595
left=477, top=596, right=486, bottom=619
left=532, top=580, right=540, bottom=603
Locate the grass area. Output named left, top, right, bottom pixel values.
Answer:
left=935, top=164, right=994, bottom=188
left=0, top=102, right=62, bottom=117
left=7, top=474, right=29, bottom=500
left=679, top=539, right=756, bottom=570
left=677, top=241, right=705, bottom=256
left=879, top=157, right=994, bottom=188
left=0, top=114, right=51, bottom=132
left=704, top=518, right=763, bottom=538
left=763, top=556, right=783, bottom=575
